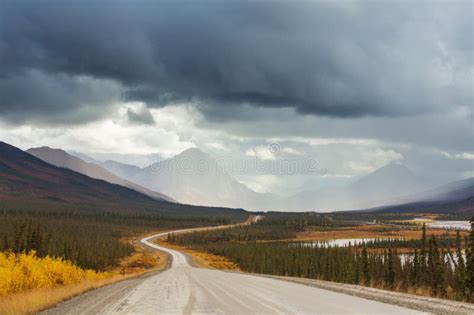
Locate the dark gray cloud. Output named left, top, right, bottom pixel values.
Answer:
left=0, top=0, right=471, bottom=123
left=201, top=105, right=473, bottom=153
left=127, top=107, right=155, bottom=125
left=0, top=69, right=121, bottom=124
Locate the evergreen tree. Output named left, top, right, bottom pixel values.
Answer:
left=13, top=220, right=27, bottom=253
left=362, top=246, right=371, bottom=285
left=466, top=217, right=474, bottom=302
left=420, top=223, right=427, bottom=285
left=428, top=236, right=445, bottom=297
left=385, top=248, right=396, bottom=289
left=453, top=230, right=467, bottom=299
left=2, top=234, right=9, bottom=251
left=412, top=249, right=420, bottom=286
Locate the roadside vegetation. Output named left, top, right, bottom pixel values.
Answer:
left=168, top=215, right=474, bottom=302
left=156, top=240, right=239, bottom=270
left=0, top=248, right=168, bottom=315
left=0, top=251, right=109, bottom=296
left=0, top=227, right=170, bottom=315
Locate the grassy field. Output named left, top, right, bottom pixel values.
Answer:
left=293, top=224, right=467, bottom=241
left=155, top=240, right=239, bottom=270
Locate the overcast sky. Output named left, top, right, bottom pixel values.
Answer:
left=0, top=0, right=472, bottom=193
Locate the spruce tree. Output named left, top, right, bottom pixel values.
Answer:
left=362, top=246, right=371, bottom=286
left=454, top=229, right=466, bottom=299
left=412, top=249, right=420, bottom=286
left=386, top=248, right=395, bottom=289
left=466, top=217, right=474, bottom=302
left=13, top=220, right=27, bottom=253
left=428, top=236, right=445, bottom=297
left=2, top=234, right=9, bottom=251
left=420, top=223, right=427, bottom=286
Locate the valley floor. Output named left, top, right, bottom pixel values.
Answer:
left=41, top=229, right=474, bottom=315
left=293, top=223, right=466, bottom=241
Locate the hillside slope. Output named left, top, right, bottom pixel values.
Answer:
left=358, top=177, right=474, bottom=217
left=27, top=147, right=174, bottom=202
left=124, top=148, right=275, bottom=209
left=101, top=160, right=142, bottom=180
left=288, top=163, right=428, bottom=211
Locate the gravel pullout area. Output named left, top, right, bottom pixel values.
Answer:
left=41, top=273, right=153, bottom=314
left=259, top=274, right=474, bottom=314
left=41, top=255, right=172, bottom=314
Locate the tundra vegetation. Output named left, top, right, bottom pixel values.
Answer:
left=168, top=214, right=474, bottom=302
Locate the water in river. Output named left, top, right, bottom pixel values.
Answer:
left=296, top=237, right=401, bottom=248
left=427, top=220, right=470, bottom=231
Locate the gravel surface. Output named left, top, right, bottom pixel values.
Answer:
left=259, top=274, right=474, bottom=315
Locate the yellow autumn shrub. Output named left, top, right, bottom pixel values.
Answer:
left=0, top=251, right=110, bottom=295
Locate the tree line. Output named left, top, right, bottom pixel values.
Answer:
left=0, top=207, right=243, bottom=271
left=168, top=212, right=334, bottom=244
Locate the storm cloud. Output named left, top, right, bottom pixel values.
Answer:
left=0, top=0, right=471, bottom=123
left=127, top=106, right=155, bottom=125
left=0, top=69, right=122, bottom=124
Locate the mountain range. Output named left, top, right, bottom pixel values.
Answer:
left=109, top=150, right=431, bottom=211
left=72, top=147, right=473, bottom=213
left=103, top=148, right=267, bottom=209
left=0, top=140, right=472, bottom=215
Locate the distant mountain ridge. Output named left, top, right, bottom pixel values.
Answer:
left=69, top=146, right=471, bottom=214
left=128, top=148, right=266, bottom=209
left=287, top=162, right=428, bottom=211
left=95, top=147, right=431, bottom=212
left=68, top=151, right=144, bottom=181
left=69, top=151, right=164, bottom=168
left=360, top=177, right=474, bottom=216
left=101, top=160, right=142, bottom=180
left=27, top=146, right=174, bottom=202
left=412, top=177, right=474, bottom=202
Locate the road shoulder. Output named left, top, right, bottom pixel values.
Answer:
left=256, top=274, right=474, bottom=315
